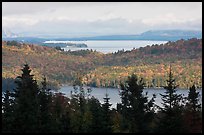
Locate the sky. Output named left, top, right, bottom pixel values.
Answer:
left=2, top=2, right=202, bottom=38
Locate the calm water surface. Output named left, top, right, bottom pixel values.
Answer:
left=57, top=86, right=202, bottom=109
left=58, top=40, right=168, bottom=53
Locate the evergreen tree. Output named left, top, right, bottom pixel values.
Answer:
left=87, top=97, right=103, bottom=133
left=187, top=85, right=201, bottom=112
left=155, top=66, right=185, bottom=133
left=183, top=85, right=202, bottom=133
left=12, top=64, right=40, bottom=133
left=160, top=66, right=183, bottom=111
left=72, top=73, right=86, bottom=114
left=117, top=74, right=155, bottom=133
left=111, top=109, right=123, bottom=133
left=117, top=82, right=130, bottom=132
left=51, top=92, right=71, bottom=133
left=38, top=76, right=54, bottom=132
left=2, top=89, right=14, bottom=133
left=73, top=73, right=86, bottom=132
left=101, top=91, right=112, bottom=133
left=71, top=72, right=92, bottom=133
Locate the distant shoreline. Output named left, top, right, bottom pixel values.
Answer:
left=60, top=84, right=202, bottom=91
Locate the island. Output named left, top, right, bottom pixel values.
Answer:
left=41, top=42, right=88, bottom=48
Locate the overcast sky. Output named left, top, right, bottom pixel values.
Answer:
left=2, top=2, right=202, bottom=38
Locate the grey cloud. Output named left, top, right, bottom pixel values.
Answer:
left=12, top=16, right=201, bottom=38
left=2, top=2, right=79, bottom=16
left=13, top=18, right=145, bottom=38
left=3, top=2, right=202, bottom=38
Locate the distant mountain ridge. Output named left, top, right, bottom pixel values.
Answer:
left=68, top=30, right=201, bottom=41
left=2, top=29, right=202, bottom=43
left=138, top=30, right=202, bottom=40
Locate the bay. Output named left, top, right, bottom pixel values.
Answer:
left=58, top=40, right=168, bottom=53
left=57, top=86, right=202, bottom=109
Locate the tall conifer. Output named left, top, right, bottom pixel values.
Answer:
left=155, top=66, right=185, bottom=133
left=12, top=64, right=40, bottom=133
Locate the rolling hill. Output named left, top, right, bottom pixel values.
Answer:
left=2, top=38, right=202, bottom=91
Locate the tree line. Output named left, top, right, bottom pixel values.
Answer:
left=2, top=64, right=202, bottom=133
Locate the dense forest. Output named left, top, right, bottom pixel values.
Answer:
left=2, top=64, right=202, bottom=133
left=2, top=38, right=202, bottom=91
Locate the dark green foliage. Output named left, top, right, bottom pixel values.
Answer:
left=186, top=85, right=201, bottom=112
left=117, top=74, right=156, bottom=133
left=70, top=73, right=93, bottom=133
left=155, top=66, right=186, bottom=133
left=38, top=76, right=54, bottom=132
left=182, top=85, right=202, bottom=133
left=155, top=110, right=185, bottom=133
left=160, top=66, right=183, bottom=111
left=101, top=92, right=112, bottom=132
left=2, top=64, right=202, bottom=133
left=6, top=40, right=20, bottom=46
left=86, top=97, right=104, bottom=133
left=116, top=82, right=130, bottom=132
left=2, top=64, right=72, bottom=133
left=2, top=89, right=15, bottom=133
left=51, top=92, right=71, bottom=133
left=65, top=49, right=95, bottom=56
left=11, top=64, right=40, bottom=133
left=54, top=46, right=64, bottom=51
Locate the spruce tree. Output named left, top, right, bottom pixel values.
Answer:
left=155, top=66, right=185, bottom=133
left=87, top=97, right=103, bottom=133
left=118, top=74, right=155, bottom=133
left=72, top=73, right=86, bottom=115
left=187, top=85, right=201, bottom=112
left=117, top=82, right=130, bottom=132
left=38, top=76, right=53, bottom=132
left=160, top=66, right=183, bottom=112
left=51, top=92, right=71, bottom=133
left=71, top=72, right=91, bottom=132
left=183, top=85, right=202, bottom=133
left=101, top=91, right=112, bottom=133
left=12, top=64, right=40, bottom=133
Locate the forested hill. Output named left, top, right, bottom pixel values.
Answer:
left=104, top=38, right=202, bottom=66
left=2, top=38, right=202, bottom=91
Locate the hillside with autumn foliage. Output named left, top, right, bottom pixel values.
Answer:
left=2, top=38, right=202, bottom=91
left=2, top=41, right=103, bottom=90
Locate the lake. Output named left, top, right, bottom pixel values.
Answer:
left=56, top=86, right=202, bottom=109
left=57, top=40, right=168, bottom=53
